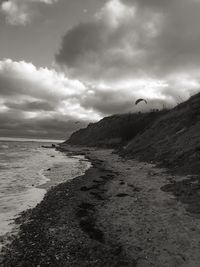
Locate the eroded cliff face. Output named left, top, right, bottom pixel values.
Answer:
left=66, top=111, right=167, bottom=148
left=123, top=92, right=200, bottom=174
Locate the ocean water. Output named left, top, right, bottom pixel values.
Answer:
left=0, top=138, right=90, bottom=247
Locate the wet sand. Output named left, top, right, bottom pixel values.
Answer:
left=1, top=145, right=200, bottom=266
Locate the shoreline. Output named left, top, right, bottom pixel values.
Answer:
left=0, top=146, right=90, bottom=259
left=0, top=146, right=124, bottom=266
left=1, top=145, right=200, bottom=266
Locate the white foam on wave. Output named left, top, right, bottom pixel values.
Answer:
left=0, top=187, right=46, bottom=236
left=38, top=169, right=51, bottom=185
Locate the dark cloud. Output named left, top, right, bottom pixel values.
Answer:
left=55, top=0, right=160, bottom=80
left=56, top=0, right=151, bottom=81
left=2, top=0, right=200, bottom=139
left=56, top=22, right=105, bottom=67
left=56, top=0, right=200, bottom=82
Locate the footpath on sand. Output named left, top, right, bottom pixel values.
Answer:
left=1, top=146, right=200, bottom=266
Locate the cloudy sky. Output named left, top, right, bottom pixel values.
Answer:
left=0, top=0, right=200, bottom=139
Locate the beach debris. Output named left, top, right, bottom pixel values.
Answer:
left=80, top=185, right=99, bottom=191
left=116, top=193, right=129, bottom=197
left=128, top=184, right=141, bottom=192
left=90, top=192, right=104, bottom=200
left=175, top=127, right=186, bottom=135
left=93, top=179, right=102, bottom=184
left=41, top=144, right=58, bottom=148
left=76, top=202, right=104, bottom=243
left=78, top=202, right=95, bottom=210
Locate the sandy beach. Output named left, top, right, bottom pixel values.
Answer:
left=1, top=145, right=200, bottom=266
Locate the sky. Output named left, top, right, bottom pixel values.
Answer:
left=0, top=0, right=200, bottom=139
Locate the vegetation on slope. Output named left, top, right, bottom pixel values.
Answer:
left=66, top=92, right=200, bottom=174
left=66, top=110, right=167, bottom=147
left=123, top=93, right=200, bottom=174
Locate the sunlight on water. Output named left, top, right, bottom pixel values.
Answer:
left=0, top=137, right=64, bottom=143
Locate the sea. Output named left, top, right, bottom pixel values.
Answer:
left=0, top=137, right=91, bottom=249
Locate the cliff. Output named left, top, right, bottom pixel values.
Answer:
left=123, top=92, right=200, bottom=174
left=66, top=111, right=167, bottom=147
left=65, top=92, right=200, bottom=174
